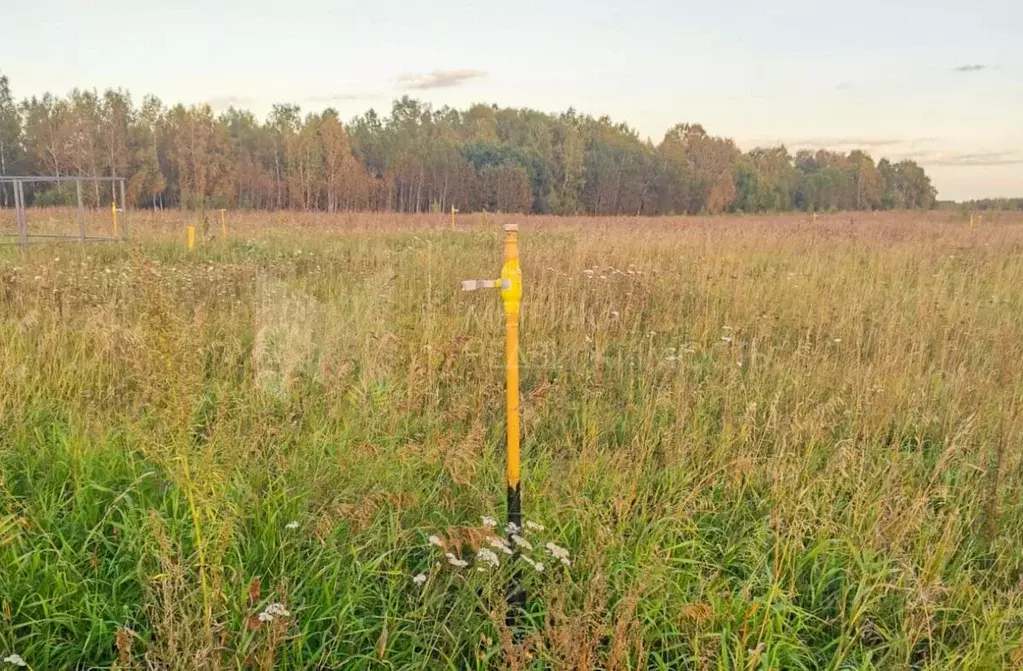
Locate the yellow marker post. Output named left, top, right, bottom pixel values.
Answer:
left=450, top=204, right=459, bottom=229
left=461, top=223, right=524, bottom=623
left=187, top=225, right=196, bottom=251
left=219, top=209, right=227, bottom=239
left=111, top=201, right=119, bottom=238
left=501, top=225, right=522, bottom=513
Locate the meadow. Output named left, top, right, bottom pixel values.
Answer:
left=2, top=208, right=1023, bottom=669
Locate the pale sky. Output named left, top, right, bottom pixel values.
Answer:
left=3, top=0, right=1021, bottom=200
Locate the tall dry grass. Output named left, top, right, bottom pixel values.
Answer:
left=2, top=209, right=1023, bottom=668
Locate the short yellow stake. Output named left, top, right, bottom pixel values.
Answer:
left=111, top=201, right=119, bottom=238
left=450, top=204, right=459, bottom=229
left=187, top=225, right=196, bottom=251
left=219, top=209, right=227, bottom=239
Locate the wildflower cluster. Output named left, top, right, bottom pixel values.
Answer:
left=415, top=516, right=572, bottom=585
left=581, top=264, right=648, bottom=281
left=257, top=602, right=291, bottom=623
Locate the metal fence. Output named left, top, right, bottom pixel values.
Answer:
left=0, top=176, right=128, bottom=246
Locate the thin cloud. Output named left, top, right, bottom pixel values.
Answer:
left=397, top=69, right=487, bottom=90
left=953, top=64, right=986, bottom=73
left=305, top=93, right=374, bottom=103
left=207, top=95, right=255, bottom=109
left=739, top=137, right=948, bottom=157
left=736, top=137, right=910, bottom=152
left=789, top=137, right=903, bottom=148
left=887, top=149, right=938, bottom=161
left=889, top=148, right=1023, bottom=166
left=930, top=151, right=1023, bottom=167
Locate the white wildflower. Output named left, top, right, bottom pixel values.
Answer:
left=511, top=534, right=533, bottom=550
left=504, top=522, right=520, bottom=535
left=481, top=516, right=498, bottom=528
left=546, top=542, right=572, bottom=566
left=445, top=552, right=468, bottom=568
left=412, top=573, right=427, bottom=586
left=258, top=611, right=274, bottom=623
left=524, top=520, right=545, bottom=532
left=721, top=336, right=733, bottom=344
left=488, top=537, right=513, bottom=555
left=285, top=521, right=299, bottom=530
left=476, top=548, right=500, bottom=568
left=263, top=602, right=290, bottom=618
left=3, top=655, right=27, bottom=668
left=521, top=555, right=544, bottom=573
left=428, top=535, right=443, bottom=548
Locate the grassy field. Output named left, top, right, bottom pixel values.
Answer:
left=2, top=209, right=1023, bottom=669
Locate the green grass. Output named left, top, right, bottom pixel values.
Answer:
left=2, top=211, right=1023, bottom=669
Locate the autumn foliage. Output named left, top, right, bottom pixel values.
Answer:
left=0, top=73, right=937, bottom=216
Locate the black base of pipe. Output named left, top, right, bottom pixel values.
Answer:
left=506, top=483, right=525, bottom=629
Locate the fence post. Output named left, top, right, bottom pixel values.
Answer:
left=119, top=179, right=128, bottom=241
left=76, top=179, right=86, bottom=241
left=15, top=180, right=27, bottom=247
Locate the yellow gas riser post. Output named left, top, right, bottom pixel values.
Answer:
left=187, top=225, right=196, bottom=251
left=505, top=314, right=520, bottom=491
left=499, top=222, right=524, bottom=624
left=500, top=224, right=523, bottom=523
left=458, top=223, right=525, bottom=624
left=111, top=201, right=119, bottom=238
left=220, top=209, right=227, bottom=239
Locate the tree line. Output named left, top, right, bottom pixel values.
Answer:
left=0, top=72, right=938, bottom=215
left=944, top=198, right=1023, bottom=212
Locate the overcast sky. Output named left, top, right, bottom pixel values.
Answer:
left=2, top=0, right=1021, bottom=200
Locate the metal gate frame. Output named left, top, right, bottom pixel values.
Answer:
left=1, top=175, right=128, bottom=246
